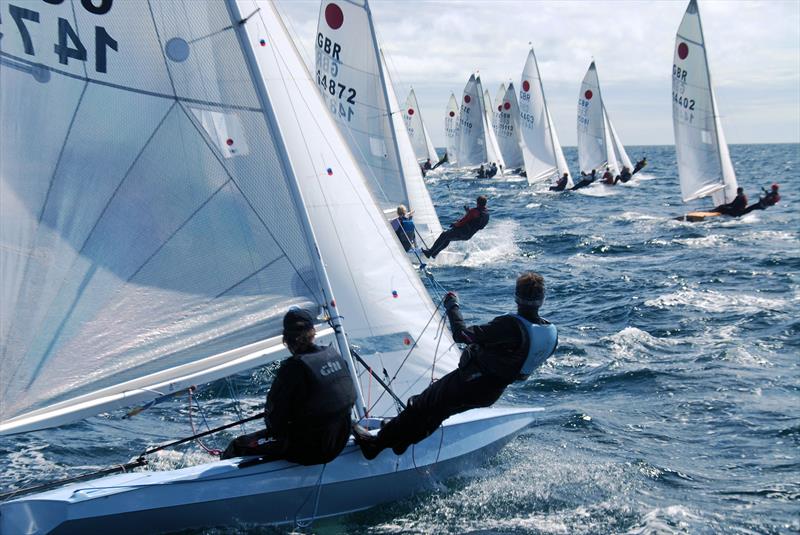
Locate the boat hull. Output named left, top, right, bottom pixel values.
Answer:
left=1, top=407, right=541, bottom=535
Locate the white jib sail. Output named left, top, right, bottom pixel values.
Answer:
left=548, top=108, right=573, bottom=187
left=445, top=93, right=460, bottom=164
left=276, top=0, right=458, bottom=416
left=673, top=0, right=737, bottom=205
left=519, top=48, right=566, bottom=183
left=403, top=88, right=438, bottom=164
left=577, top=61, right=608, bottom=174
left=480, top=83, right=506, bottom=169
left=495, top=83, right=525, bottom=169
left=605, top=106, right=632, bottom=173
left=0, top=0, right=342, bottom=433
left=456, top=74, right=488, bottom=167
left=382, top=58, right=443, bottom=243
left=603, top=111, right=620, bottom=176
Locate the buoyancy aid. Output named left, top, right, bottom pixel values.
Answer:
left=508, top=314, right=558, bottom=380
left=464, top=207, right=490, bottom=236
left=297, top=345, right=356, bottom=422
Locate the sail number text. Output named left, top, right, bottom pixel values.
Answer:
left=1, top=0, right=118, bottom=73
left=316, top=32, right=356, bottom=122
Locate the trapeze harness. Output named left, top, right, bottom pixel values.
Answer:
left=508, top=314, right=558, bottom=380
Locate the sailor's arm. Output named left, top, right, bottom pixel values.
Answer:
left=443, top=293, right=509, bottom=345
left=264, top=359, right=307, bottom=439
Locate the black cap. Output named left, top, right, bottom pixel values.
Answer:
left=283, top=309, right=314, bottom=337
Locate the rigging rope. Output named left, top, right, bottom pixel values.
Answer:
left=187, top=387, right=223, bottom=457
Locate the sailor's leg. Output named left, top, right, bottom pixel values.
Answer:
left=427, top=229, right=455, bottom=257
left=221, top=429, right=286, bottom=460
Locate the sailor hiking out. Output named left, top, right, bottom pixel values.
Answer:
left=354, top=272, right=558, bottom=459
left=423, top=195, right=490, bottom=259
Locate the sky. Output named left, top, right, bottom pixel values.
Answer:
left=276, top=0, right=800, bottom=148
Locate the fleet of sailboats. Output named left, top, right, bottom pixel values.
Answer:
left=0, top=0, right=769, bottom=532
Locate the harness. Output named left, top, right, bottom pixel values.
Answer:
left=508, top=314, right=558, bottom=380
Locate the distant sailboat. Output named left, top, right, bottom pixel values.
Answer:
left=445, top=92, right=460, bottom=164
left=494, top=83, right=525, bottom=170
left=0, top=0, right=540, bottom=531
left=577, top=61, right=629, bottom=177
left=314, top=0, right=442, bottom=244
left=519, top=48, right=571, bottom=186
left=455, top=74, right=487, bottom=167
left=673, top=0, right=738, bottom=220
left=403, top=88, right=440, bottom=165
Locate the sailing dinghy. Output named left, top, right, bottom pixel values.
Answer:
left=672, top=0, right=739, bottom=221
left=493, top=83, right=525, bottom=170
left=0, top=0, right=542, bottom=533
left=480, top=83, right=506, bottom=171
left=577, top=61, right=629, bottom=180
left=403, top=88, right=440, bottom=166
left=518, top=48, right=572, bottom=186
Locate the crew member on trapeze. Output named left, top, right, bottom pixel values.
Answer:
left=570, top=169, right=597, bottom=190
left=712, top=186, right=748, bottom=217
left=422, top=195, right=489, bottom=259
left=549, top=173, right=569, bottom=191
left=353, top=272, right=558, bottom=459
left=632, top=156, right=647, bottom=175
left=391, top=204, right=416, bottom=252
left=743, top=183, right=781, bottom=214
left=221, top=310, right=356, bottom=464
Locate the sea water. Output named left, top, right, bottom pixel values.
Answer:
left=1, top=144, right=797, bottom=534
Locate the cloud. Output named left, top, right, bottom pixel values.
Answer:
left=277, top=0, right=800, bottom=145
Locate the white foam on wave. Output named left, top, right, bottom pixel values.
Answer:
left=673, top=234, right=728, bottom=248
left=578, top=184, right=618, bottom=197
left=458, top=218, right=521, bottom=268
left=625, top=505, right=703, bottom=535
left=604, top=327, right=677, bottom=361
left=645, top=288, right=788, bottom=314
left=612, top=211, right=662, bottom=222
left=526, top=202, right=542, bottom=209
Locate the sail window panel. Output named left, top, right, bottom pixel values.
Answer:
left=190, top=108, right=251, bottom=158
left=149, top=1, right=260, bottom=109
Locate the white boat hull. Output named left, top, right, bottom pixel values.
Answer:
left=1, top=407, right=541, bottom=535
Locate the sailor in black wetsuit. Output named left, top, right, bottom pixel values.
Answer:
left=570, top=169, right=597, bottom=190
left=615, top=166, right=632, bottom=184
left=632, top=156, right=647, bottom=175
left=476, top=164, right=487, bottom=178
left=423, top=195, right=490, bottom=258
left=221, top=310, right=356, bottom=464
left=743, top=183, right=781, bottom=214
left=713, top=187, right=748, bottom=217
left=353, top=272, right=558, bottom=459
left=550, top=173, right=569, bottom=191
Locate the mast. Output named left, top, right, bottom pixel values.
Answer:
left=226, top=0, right=366, bottom=418
left=593, top=61, right=611, bottom=168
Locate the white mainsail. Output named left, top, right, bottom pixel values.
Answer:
left=577, top=61, right=608, bottom=175
left=315, top=1, right=443, bottom=252
left=456, top=74, right=487, bottom=167
left=494, top=83, right=525, bottom=169
left=0, top=0, right=341, bottom=433
left=480, top=82, right=506, bottom=169
left=445, top=92, right=460, bottom=164
left=403, top=89, right=439, bottom=164
left=518, top=48, right=571, bottom=185
left=307, top=1, right=458, bottom=413
left=673, top=0, right=737, bottom=205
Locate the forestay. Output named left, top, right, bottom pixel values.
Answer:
left=494, top=83, right=525, bottom=169
left=0, top=0, right=332, bottom=434
left=672, top=0, right=737, bottom=205
left=403, top=89, right=439, bottom=164
left=518, top=48, right=568, bottom=184
left=456, top=74, right=487, bottom=167
left=577, top=61, right=607, bottom=174
left=261, top=0, right=458, bottom=416
left=444, top=93, right=459, bottom=164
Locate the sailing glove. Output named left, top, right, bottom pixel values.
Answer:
left=443, top=292, right=459, bottom=311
